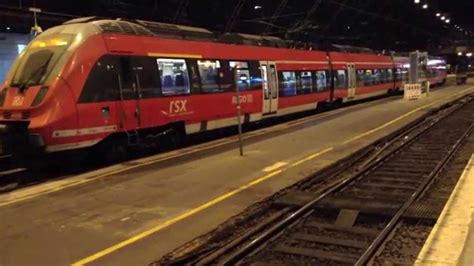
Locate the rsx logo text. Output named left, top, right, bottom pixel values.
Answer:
left=169, top=100, right=187, bottom=114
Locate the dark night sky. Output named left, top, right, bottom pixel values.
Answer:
left=0, top=0, right=472, bottom=51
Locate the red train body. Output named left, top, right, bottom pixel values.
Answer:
left=0, top=19, right=447, bottom=156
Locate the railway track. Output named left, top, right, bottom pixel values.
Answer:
left=159, top=95, right=474, bottom=265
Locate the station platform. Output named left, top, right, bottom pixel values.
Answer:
left=415, top=155, right=474, bottom=266
left=0, top=84, right=473, bottom=266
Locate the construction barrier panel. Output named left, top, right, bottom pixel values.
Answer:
left=404, top=83, right=422, bottom=100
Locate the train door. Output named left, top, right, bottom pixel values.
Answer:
left=347, top=64, right=356, bottom=99
left=117, top=57, right=141, bottom=143
left=260, top=61, right=279, bottom=115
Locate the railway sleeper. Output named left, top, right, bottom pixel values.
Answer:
left=304, top=221, right=380, bottom=237
left=341, top=188, right=413, bottom=199
left=275, top=189, right=443, bottom=220
left=354, top=181, right=417, bottom=191
left=289, top=232, right=369, bottom=249
left=371, top=167, right=434, bottom=175
left=273, top=244, right=360, bottom=264
left=368, top=176, right=423, bottom=184
left=367, top=171, right=427, bottom=178
left=380, top=161, right=441, bottom=168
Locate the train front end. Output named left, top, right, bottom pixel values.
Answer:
left=0, top=23, right=97, bottom=157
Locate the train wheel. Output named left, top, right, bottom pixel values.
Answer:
left=158, top=125, right=185, bottom=151
left=92, top=139, right=128, bottom=165
left=104, top=142, right=128, bottom=164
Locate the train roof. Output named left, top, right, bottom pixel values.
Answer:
left=63, top=17, right=215, bottom=41
left=218, top=33, right=287, bottom=48
left=62, top=17, right=385, bottom=55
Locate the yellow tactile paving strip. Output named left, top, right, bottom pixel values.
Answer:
left=415, top=155, right=474, bottom=265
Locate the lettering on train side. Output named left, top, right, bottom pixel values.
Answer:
left=232, top=94, right=254, bottom=104
left=161, top=99, right=193, bottom=117
left=169, top=100, right=187, bottom=114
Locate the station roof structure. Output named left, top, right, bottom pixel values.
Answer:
left=0, top=0, right=472, bottom=52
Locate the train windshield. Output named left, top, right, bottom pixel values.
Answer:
left=10, top=34, right=74, bottom=89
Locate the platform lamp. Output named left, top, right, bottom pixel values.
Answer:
left=29, top=7, right=43, bottom=37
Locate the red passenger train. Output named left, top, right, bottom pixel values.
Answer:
left=0, top=18, right=447, bottom=157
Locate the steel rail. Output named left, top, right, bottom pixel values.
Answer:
left=218, top=98, right=472, bottom=265
left=355, top=122, right=474, bottom=265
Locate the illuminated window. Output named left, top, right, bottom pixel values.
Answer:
left=157, top=58, right=190, bottom=96
left=197, top=60, right=221, bottom=93
left=230, top=61, right=251, bottom=91
left=335, top=70, right=347, bottom=88
left=315, top=70, right=330, bottom=92
left=278, top=71, right=297, bottom=96
left=297, top=71, right=312, bottom=94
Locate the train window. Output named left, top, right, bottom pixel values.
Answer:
left=79, top=56, right=120, bottom=103
left=230, top=61, right=248, bottom=69
left=230, top=61, right=251, bottom=91
left=297, top=72, right=312, bottom=94
left=335, top=70, right=347, bottom=89
left=131, top=57, right=161, bottom=99
left=379, top=69, right=388, bottom=83
left=387, top=69, right=393, bottom=82
left=218, top=60, right=234, bottom=92
left=380, top=69, right=388, bottom=83
left=198, top=60, right=221, bottom=93
left=186, top=59, right=201, bottom=94
left=314, top=70, right=329, bottom=92
left=372, top=69, right=380, bottom=84
left=395, top=68, right=402, bottom=81
left=118, top=57, right=137, bottom=100
left=402, top=68, right=409, bottom=81
left=365, top=70, right=374, bottom=85
left=356, top=69, right=365, bottom=87
left=157, top=58, right=190, bottom=96
left=278, top=71, right=297, bottom=96
left=249, top=61, right=262, bottom=90
left=377, top=69, right=387, bottom=83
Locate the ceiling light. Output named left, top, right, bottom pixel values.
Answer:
left=254, top=5, right=262, bottom=10
left=414, top=0, right=420, bottom=3
left=422, top=4, right=428, bottom=9
left=6, top=27, right=10, bottom=30
left=441, top=16, right=446, bottom=20
left=445, top=19, right=450, bottom=23
left=436, top=13, right=441, bottom=17
left=467, top=53, right=472, bottom=57
left=458, top=52, right=463, bottom=56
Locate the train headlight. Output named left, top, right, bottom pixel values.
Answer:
left=31, top=86, right=48, bottom=107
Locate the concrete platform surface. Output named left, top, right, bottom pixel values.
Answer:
left=415, top=154, right=474, bottom=266
left=0, top=85, right=473, bottom=266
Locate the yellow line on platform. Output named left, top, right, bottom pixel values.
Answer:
left=73, top=86, right=474, bottom=265
left=0, top=106, right=341, bottom=208
left=342, top=87, right=474, bottom=145
left=72, top=143, right=334, bottom=265
left=71, top=169, right=283, bottom=266
left=291, top=147, right=334, bottom=167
